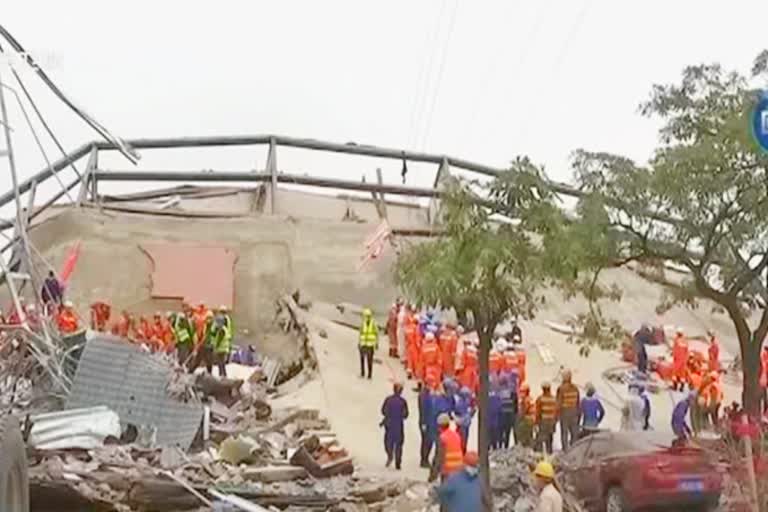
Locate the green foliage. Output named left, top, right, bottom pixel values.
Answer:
left=395, top=175, right=554, bottom=334
left=564, top=50, right=768, bottom=411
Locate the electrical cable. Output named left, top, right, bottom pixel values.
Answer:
left=0, top=24, right=139, bottom=164
left=418, top=0, right=459, bottom=152
left=462, top=1, right=550, bottom=145
left=0, top=82, right=75, bottom=202
left=407, top=0, right=448, bottom=150
left=9, top=66, right=81, bottom=179
left=513, top=0, right=593, bottom=144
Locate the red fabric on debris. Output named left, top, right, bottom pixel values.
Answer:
left=141, top=244, right=238, bottom=308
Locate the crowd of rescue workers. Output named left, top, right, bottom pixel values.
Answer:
left=363, top=298, right=757, bottom=509
left=13, top=271, right=237, bottom=377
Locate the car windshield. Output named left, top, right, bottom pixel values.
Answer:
left=608, top=431, right=678, bottom=453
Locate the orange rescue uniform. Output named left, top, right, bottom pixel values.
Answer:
left=459, top=344, right=479, bottom=393
left=708, top=338, right=720, bottom=373
left=404, top=315, right=421, bottom=376
left=57, top=308, right=79, bottom=333
left=421, top=339, right=443, bottom=389
left=672, top=334, right=689, bottom=384
left=439, top=328, right=459, bottom=377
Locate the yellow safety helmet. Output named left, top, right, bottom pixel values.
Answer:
left=534, top=460, right=555, bottom=480
left=362, top=308, right=373, bottom=317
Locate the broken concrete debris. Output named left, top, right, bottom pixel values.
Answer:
left=12, top=325, right=418, bottom=512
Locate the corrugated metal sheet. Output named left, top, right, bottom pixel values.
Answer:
left=140, top=244, right=237, bottom=308
left=66, top=335, right=203, bottom=449
left=29, top=406, right=121, bottom=450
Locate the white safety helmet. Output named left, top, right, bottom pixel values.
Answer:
left=64, top=300, right=74, bottom=308
left=676, top=326, right=685, bottom=335
left=425, top=332, right=436, bottom=341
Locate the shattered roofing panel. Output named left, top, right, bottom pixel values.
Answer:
left=141, top=244, right=238, bottom=308
left=66, top=335, right=202, bottom=449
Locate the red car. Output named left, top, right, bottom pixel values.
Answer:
left=558, top=431, right=722, bottom=511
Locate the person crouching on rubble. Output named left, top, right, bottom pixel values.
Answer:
left=433, top=451, right=483, bottom=512
left=380, top=382, right=409, bottom=470
left=533, top=460, right=563, bottom=512
left=579, top=383, right=604, bottom=438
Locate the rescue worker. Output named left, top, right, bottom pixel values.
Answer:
left=761, top=345, right=768, bottom=412
left=380, top=382, right=409, bottom=470
left=509, top=319, right=522, bottom=341
left=458, top=338, right=479, bottom=394
left=358, top=308, right=379, bottom=379
left=535, top=382, right=557, bottom=454
left=533, top=460, right=563, bottom=512
left=489, top=339, right=504, bottom=376
left=579, top=383, right=604, bottom=438
left=434, top=451, right=483, bottom=512
left=517, top=383, right=536, bottom=448
left=498, top=374, right=517, bottom=449
left=640, top=384, right=652, bottom=431
left=396, top=302, right=409, bottom=366
left=136, top=315, right=154, bottom=347
left=90, top=302, right=111, bottom=332
left=556, top=369, right=580, bottom=450
left=386, top=298, right=403, bottom=359
left=671, top=327, right=689, bottom=392
left=707, top=330, right=720, bottom=373
left=405, top=311, right=420, bottom=379
left=172, top=308, right=195, bottom=367
left=151, top=312, right=168, bottom=352
left=502, top=342, right=520, bottom=389
left=515, top=335, right=527, bottom=384
left=633, top=323, right=652, bottom=374
left=418, top=382, right=434, bottom=468
left=488, top=385, right=502, bottom=450
left=454, top=386, right=475, bottom=453
left=439, top=322, right=459, bottom=378
left=421, top=332, right=443, bottom=390
left=429, top=413, right=463, bottom=483
left=112, top=310, right=132, bottom=338
left=212, top=312, right=231, bottom=377
left=192, top=301, right=210, bottom=347
left=56, top=301, right=79, bottom=334
left=41, top=270, right=63, bottom=309
left=672, top=392, right=694, bottom=441
left=624, top=382, right=646, bottom=431
left=191, top=311, right=216, bottom=373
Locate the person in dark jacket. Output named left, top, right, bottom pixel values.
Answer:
left=498, top=375, right=518, bottom=448
left=634, top=323, right=652, bottom=374
left=380, top=382, right=409, bottom=469
left=488, top=389, right=502, bottom=450
left=41, top=271, right=63, bottom=308
left=434, top=451, right=483, bottom=512
left=418, top=382, right=434, bottom=468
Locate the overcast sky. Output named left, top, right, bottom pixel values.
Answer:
left=2, top=0, right=768, bottom=208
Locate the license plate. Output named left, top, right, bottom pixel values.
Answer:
left=679, top=480, right=704, bottom=492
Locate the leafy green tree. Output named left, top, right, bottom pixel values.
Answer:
left=395, top=159, right=574, bottom=509
left=562, top=51, right=768, bottom=414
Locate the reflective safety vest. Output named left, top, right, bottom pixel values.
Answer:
left=359, top=318, right=379, bottom=348
left=557, top=383, right=580, bottom=410
left=536, top=394, right=557, bottom=423
left=520, top=395, right=535, bottom=422
left=173, top=315, right=193, bottom=345
left=439, top=428, right=464, bottom=476
left=212, top=324, right=230, bottom=354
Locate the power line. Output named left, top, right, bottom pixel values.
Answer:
left=418, top=0, right=460, bottom=152
left=407, top=0, right=449, bottom=150
left=462, top=1, right=550, bottom=146
left=513, top=0, right=593, bottom=145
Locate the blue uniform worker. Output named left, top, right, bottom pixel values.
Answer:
left=381, top=382, right=409, bottom=470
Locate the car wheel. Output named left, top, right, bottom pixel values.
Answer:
left=605, top=486, right=628, bottom=512
left=0, top=416, right=29, bottom=512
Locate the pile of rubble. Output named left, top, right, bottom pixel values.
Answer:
left=27, top=403, right=410, bottom=511
left=490, top=447, right=586, bottom=512
left=0, top=298, right=422, bottom=512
